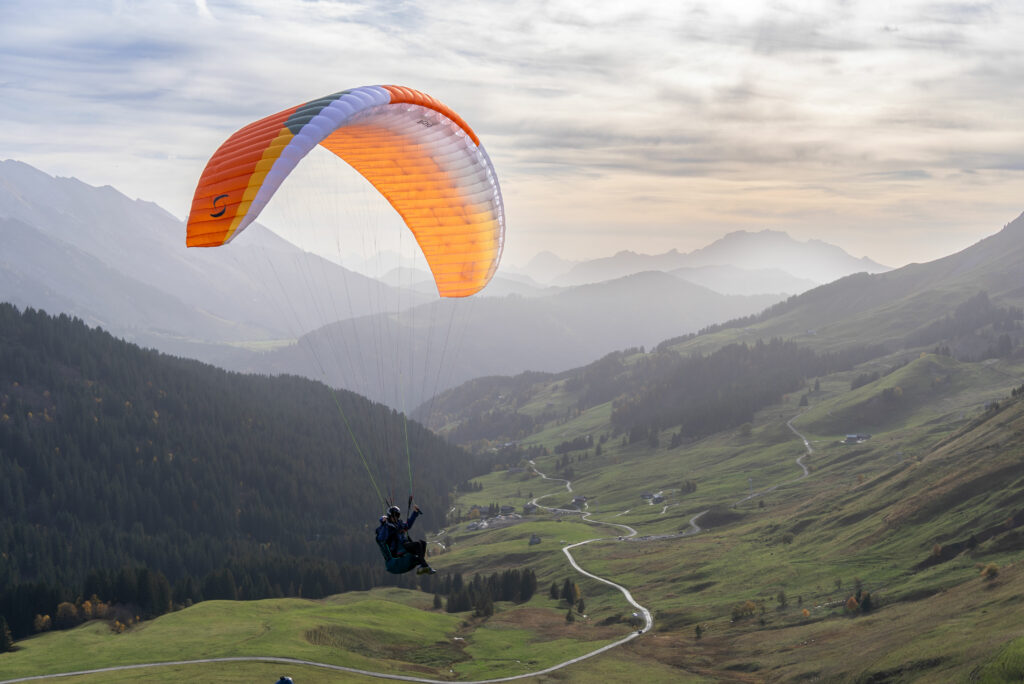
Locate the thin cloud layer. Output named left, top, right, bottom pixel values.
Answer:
left=1, top=0, right=1022, bottom=266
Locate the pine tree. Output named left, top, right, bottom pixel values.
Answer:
left=561, top=578, right=574, bottom=604
left=519, top=570, right=537, bottom=603
left=0, top=615, right=13, bottom=652
left=474, top=594, right=494, bottom=618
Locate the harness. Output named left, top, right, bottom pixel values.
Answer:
left=377, top=522, right=405, bottom=561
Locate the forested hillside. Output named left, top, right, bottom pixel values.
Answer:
left=423, top=339, right=887, bottom=448
left=0, top=304, right=489, bottom=639
left=425, top=213, right=1024, bottom=450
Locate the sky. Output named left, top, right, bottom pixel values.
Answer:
left=1, top=0, right=1023, bottom=269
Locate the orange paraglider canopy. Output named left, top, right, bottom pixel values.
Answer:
left=187, top=85, right=504, bottom=297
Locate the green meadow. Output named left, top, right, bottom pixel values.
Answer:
left=4, top=354, right=1024, bottom=682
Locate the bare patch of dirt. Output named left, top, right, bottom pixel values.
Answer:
left=487, top=606, right=631, bottom=641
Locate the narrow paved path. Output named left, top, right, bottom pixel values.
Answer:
left=733, top=416, right=812, bottom=506
left=527, top=461, right=653, bottom=635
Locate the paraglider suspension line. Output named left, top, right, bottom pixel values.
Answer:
left=326, top=387, right=387, bottom=507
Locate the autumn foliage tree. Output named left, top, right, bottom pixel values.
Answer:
left=33, top=614, right=52, bottom=633
left=731, top=600, right=757, bottom=620
left=54, top=602, right=81, bottom=630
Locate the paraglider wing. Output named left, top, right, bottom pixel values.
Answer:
left=186, top=85, right=504, bottom=297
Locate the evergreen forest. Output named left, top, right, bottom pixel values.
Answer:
left=0, top=304, right=493, bottom=640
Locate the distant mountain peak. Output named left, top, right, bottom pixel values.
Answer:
left=716, top=228, right=794, bottom=243
left=548, top=229, right=890, bottom=289
left=515, top=250, right=579, bottom=284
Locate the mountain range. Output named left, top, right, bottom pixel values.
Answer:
left=1, top=159, right=893, bottom=407
left=425, top=209, right=1024, bottom=438
left=0, top=161, right=420, bottom=359
left=249, top=273, right=784, bottom=408
left=510, top=231, right=889, bottom=288
left=692, top=211, right=1024, bottom=356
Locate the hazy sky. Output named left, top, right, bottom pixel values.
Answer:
left=2, top=0, right=1023, bottom=268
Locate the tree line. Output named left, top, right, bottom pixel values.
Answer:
left=609, top=338, right=884, bottom=443
left=906, top=292, right=1023, bottom=350
left=435, top=568, right=538, bottom=617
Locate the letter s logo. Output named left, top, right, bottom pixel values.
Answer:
left=210, top=194, right=230, bottom=218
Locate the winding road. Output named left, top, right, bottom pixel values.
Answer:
left=2, top=416, right=815, bottom=684
left=733, top=417, right=812, bottom=506
left=525, top=461, right=654, bottom=635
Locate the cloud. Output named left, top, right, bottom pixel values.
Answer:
left=0, top=0, right=1022, bottom=267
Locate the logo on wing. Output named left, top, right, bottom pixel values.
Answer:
left=210, top=194, right=230, bottom=218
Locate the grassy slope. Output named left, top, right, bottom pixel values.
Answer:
left=4, top=355, right=1024, bottom=683
left=1, top=592, right=459, bottom=680
left=438, top=353, right=1024, bottom=681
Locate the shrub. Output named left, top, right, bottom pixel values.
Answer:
left=54, top=602, right=81, bottom=630
left=731, top=600, right=757, bottom=620
left=33, top=614, right=52, bottom=633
